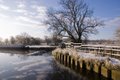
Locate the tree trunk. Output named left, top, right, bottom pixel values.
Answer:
left=77, top=34, right=82, bottom=43
left=71, top=38, right=82, bottom=43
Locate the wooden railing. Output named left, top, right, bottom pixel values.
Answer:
left=78, top=45, right=120, bottom=59
left=52, top=49, right=120, bottom=80
left=65, top=43, right=82, bottom=47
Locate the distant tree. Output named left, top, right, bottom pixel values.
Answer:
left=4, top=38, right=9, bottom=45
left=46, top=0, right=103, bottom=43
left=116, top=28, right=120, bottom=39
left=34, top=38, right=41, bottom=45
left=44, top=35, right=62, bottom=46
left=0, top=37, right=3, bottom=45
left=16, top=32, right=31, bottom=45
left=82, top=37, right=88, bottom=44
left=115, top=27, right=120, bottom=44
left=10, top=36, right=16, bottom=44
left=30, top=37, right=41, bottom=45
left=45, top=36, right=52, bottom=45
left=0, top=33, right=42, bottom=46
left=51, top=34, right=62, bottom=45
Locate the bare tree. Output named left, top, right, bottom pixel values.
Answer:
left=4, top=39, right=9, bottom=45
left=46, top=0, right=103, bottom=43
left=10, top=36, right=16, bottom=44
left=51, top=34, right=62, bottom=45
left=45, top=36, right=52, bottom=45
left=115, top=27, right=120, bottom=44
left=116, top=27, right=120, bottom=39
left=0, top=37, right=3, bottom=45
left=16, top=32, right=31, bottom=45
left=29, top=37, right=41, bottom=45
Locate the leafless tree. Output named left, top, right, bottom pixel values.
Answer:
left=51, top=34, right=62, bottom=45
left=45, top=36, right=52, bottom=45
left=10, top=36, right=16, bottom=44
left=115, top=27, right=120, bottom=44
left=46, top=0, right=103, bottom=43
left=15, top=32, right=31, bottom=45
left=116, top=27, right=120, bottom=39
left=44, top=35, right=62, bottom=45
left=4, top=39, right=9, bottom=45
left=0, top=37, right=3, bottom=45
left=29, top=37, right=41, bottom=45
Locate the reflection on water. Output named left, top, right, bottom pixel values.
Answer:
left=0, top=50, right=92, bottom=80
left=0, top=50, right=52, bottom=80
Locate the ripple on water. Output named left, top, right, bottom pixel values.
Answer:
left=0, top=50, right=91, bottom=80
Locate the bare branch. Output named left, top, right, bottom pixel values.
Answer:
left=45, top=0, right=103, bottom=43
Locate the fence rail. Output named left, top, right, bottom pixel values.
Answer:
left=78, top=45, right=120, bottom=59
left=52, top=49, right=120, bottom=80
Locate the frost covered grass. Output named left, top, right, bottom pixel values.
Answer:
left=53, top=48, right=120, bottom=70
left=52, top=48, right=77, bottom=55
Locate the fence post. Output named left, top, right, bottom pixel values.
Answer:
left=82, top=60, right=86, bottom=71
left=76, top=60, right=80, bottom=72
left=72, top=58, right=75, bottom=70
left=64, top=54, right=68, bottom=66
left=98, top=65, right=102, bottom=76
left=68, top=55, right=71, bottom=68
left=107, top=69, right=112, bottom=80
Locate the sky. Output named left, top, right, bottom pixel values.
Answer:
left=0, top=0, right=120, bottom=40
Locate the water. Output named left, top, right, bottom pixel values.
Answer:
left=0, top=49, right=85, bottom=80
left=0, top=49, right=109, bottom=80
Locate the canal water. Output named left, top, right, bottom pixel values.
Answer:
left=0, top=49, right=105, bottom=80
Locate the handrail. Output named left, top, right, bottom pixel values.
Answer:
left=79, top=45, right=120, bottom=59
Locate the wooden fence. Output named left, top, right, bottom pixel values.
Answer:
left=53, top=50, right=120, bottom=80
left=75, top=45, right=120, bottom=59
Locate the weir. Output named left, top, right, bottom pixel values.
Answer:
left=52, top=47, right=120, bottom=80
left=26, top=45, right=57, bottom=51
left=0, top=45, right=57, bottom=51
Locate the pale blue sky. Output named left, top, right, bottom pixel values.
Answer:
left=86, top=0, right=120, bottom=40
left=0, top=0, right=120, bottom=40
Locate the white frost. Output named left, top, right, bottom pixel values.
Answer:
left=53, top=48, right=120, bottom=70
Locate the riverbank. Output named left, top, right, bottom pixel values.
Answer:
left=0, top=45, right=57, bottom=51
left=52, top=48, right=120, bottom=80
